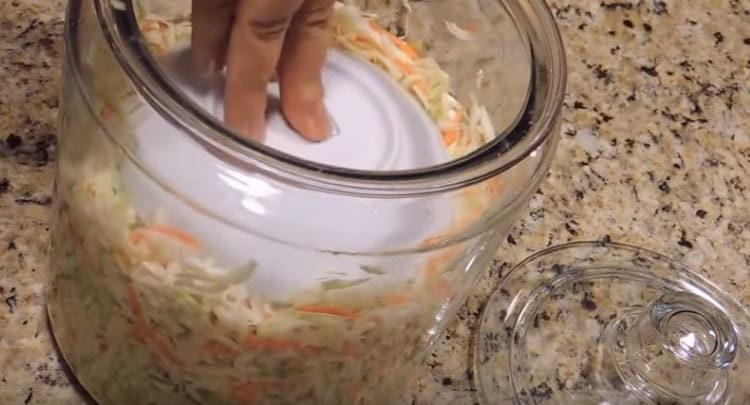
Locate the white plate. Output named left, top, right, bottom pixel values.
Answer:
left=120, top=48, right=457, bottom=298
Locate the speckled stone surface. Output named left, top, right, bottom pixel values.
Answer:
left=1, top=0, right=749, bottom=404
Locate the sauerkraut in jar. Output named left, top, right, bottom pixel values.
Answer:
left=48, top=0, right=564, bottom=404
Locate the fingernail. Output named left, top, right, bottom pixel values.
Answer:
left=246, top=118, right=267, bottom=142
left=226, top=115, right=266, bottom=142
left=306, top=101, right=332, bottom=142
left=199, top=59, right=219, bottom=79
left=328, top=111, right=340, bottom=137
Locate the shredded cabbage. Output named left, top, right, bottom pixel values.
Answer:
left=48, top=3, right=506, bottom=404
left=136, top=1, right=504, bottom=233
left=136, top=2, right=497, bottom=159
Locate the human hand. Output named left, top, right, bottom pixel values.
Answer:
left=191, top=0, right=335, bottom=141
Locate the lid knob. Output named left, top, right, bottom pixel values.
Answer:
left=605, top=291, right=737, bottom=403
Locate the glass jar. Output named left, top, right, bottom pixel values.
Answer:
left=48, top=0, right=565, bottom=404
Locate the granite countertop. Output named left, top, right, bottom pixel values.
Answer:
left=1, top=0, right=749, bottom=404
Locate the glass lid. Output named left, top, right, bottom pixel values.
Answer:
left=94, top=0, right=566, bottom=184
left=474, top=242, right=750, bottom=404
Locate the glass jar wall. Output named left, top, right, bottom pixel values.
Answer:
left=47, top=0, right=565, bottom=404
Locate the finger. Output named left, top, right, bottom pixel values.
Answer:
left=278, top=0, right=335, bottom=142
left=225, top=0, right=304, bottom=139
left=191, top=0, right=235, bottom=73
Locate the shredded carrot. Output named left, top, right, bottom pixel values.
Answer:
left=488, top=178, right=503, bottom=199
left=68, top=221, right=95, bottom=267
left=149, top=333, right=184, bottom=367
left=130, top=224, right=202, bottom=249
left=394, top=38, right=420, bottom=60
left=233, top=379, right=286, bottom=405
left=442, top=130, right=460, bottom=146
left=441, top=107, right=466, bottom=146
left=126, top=283, right=184, bottom=366
left=100, top=105, right=115, bottom=120
left=116, top=249, right=133, bottom=268
left=423, top=253, right=445, bottom=277
left=126, top=284, right=145, bottom=321
left=204, top=341, right=240, bottom=359
left=147, top=44, right=166, bottom=55
left=421, top=215, right=477, bottom=248
left=140, top=21, right=158, bottom=32
left=232, top=385, right=256, bottom=405
left=463, top=23, right=479, bottom=33
left=243, top=335, right=312, bottom=354
left=126, top=284, right=154, bottom=343
left=412, top=80, right=428, bottom=94
left=352, top=34, right=375, bottom=48
left=129, top=231, right=147, bottom=246
left=451, top=108, right=466, bottom=126
left=340, top=341, right=361, bottom=358
left=84, top=181, right=97, bottom=197
left=369, top=20, right=419, bottom=60
left=295, top=304, right=361, bottom=319
left=421, top=248, right=461, bottom=300
left=420, top=235, right=444, bottom=247
left=140, top=19, right=169, bottom=34
left=350, top=31, right=388, bottom=53
left=432, top=278, right=453, bottom=300
left=394, top=59, right=416, bottom=75
left=367, top=21, right=388, bottom=34
left=384, top=292, right=412, bottom=306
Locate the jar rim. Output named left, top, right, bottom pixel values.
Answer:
left=89, top=0, right=566, bottom=198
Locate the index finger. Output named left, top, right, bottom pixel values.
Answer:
left=224, top=0, right=304, bottom=139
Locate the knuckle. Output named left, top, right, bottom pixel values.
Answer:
left=305, top=12, right=330, bottom=28
left=303, top=0, right=335, bottom=28
left=245, top=16, right=292, bottom=41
